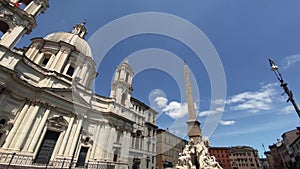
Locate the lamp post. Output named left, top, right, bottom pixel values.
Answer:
left=268, top=59, right=300, bottom=118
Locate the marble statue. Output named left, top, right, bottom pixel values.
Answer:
left=176, top=138, right=223, bottom=169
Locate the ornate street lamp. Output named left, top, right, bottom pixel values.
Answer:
left=268, top=59, right=300, bottom=118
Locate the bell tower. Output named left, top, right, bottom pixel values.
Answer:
left=110, top=59, right=134, bottom=108
left=0, top=0, right=49, bottom=49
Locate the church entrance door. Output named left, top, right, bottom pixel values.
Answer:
left=34, top=130, right=60, bottom=164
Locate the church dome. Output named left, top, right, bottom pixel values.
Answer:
left=44, top=22, right=92, bottom=58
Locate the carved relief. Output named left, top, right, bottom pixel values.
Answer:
left=81, top=134, right=93, bottom=145
left=0, top=7, right=32, bottom=30
left=47, top=115, right=68, bottom=131
left=0, top=9, right=19, bottom=28
left=0, top=117, right=12, bottom=131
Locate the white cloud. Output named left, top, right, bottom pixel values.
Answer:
left=154, top=83, right=279, bottom=120
left=199, top=108, right=224, bottom=117
left=162, top=101, right=188, bottom=119
left=214, top=117, right=298, bottom=138
left=153, top=96, right=184, bottom=119
left=199, top=110, right=218, bottom=117
left=281, top=105, right=294, bottom=115
left=153, top=96, right=199, bottom=119
left=154, top=96, right=168, bottom=108
left=198, top=99, right=225, bottom=117
left=283, top=54, right=300, bottom=69
left=226, top=83, right=277, bottom=113
left=220, top=120, right=235, bottom=126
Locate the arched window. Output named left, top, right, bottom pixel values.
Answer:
left=40, top=53, right=51, bottom=67
left=19, top=0, right=33, bottom=6
left=117, top=70, right=121, bottom=80
left=63, top=55, right=78, bottom=78
left=0, top=21, right=9, bottom=37
left=125, top=72, right=129, bottom=82
left=121, top=93, right=127, bottom=105
left=0, top=119, right=6, bottom=128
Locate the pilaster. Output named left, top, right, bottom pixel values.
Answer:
left=13, top=103, right=40, bottom=150
left=68, top=118, right=82, bottom=157
left=27, top=108, right=51, bottom=152
left=2, top=100, right=30, bottom=149
left=58, top=116, right=75, bottom=156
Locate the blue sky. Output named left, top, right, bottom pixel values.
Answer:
left=18, top=0, right=300, bottom=157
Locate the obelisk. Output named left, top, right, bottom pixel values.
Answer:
left=184, top=64, right=202, bottom=143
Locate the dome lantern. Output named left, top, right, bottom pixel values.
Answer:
left=71, top=20, right=87, bottom=39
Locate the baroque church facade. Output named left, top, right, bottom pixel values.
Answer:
left=0, top=0, right=157, bottom=168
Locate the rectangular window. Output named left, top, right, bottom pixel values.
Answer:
left=116, top=132, right=121, bottom=144
left=148, top=128, right=151, bottom=137
left=140, top=137, right=143, bottom=150
left=125, top=72, right=129, bottom=82
left=41, top=57, right=50, bottom=66
left=146, top=158, right=149, bottom=168
left=131, top=136, right=135, bottom=148
left=147, top=142, right=150, bottom=151
left=66, top=65, right=75, bottom=76
left=41, top=53, right=51, bottom=67
left=113, top=148, right=121, bottom=162
left=135, top=137, right=139, bottom=149
left=152, top=143, right=155, bottom=153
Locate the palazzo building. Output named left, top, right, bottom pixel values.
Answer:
left=208, top=147, right=231, bottom=169
left=228, top=146, right=260, bottom=169
left=156, top=128, right=187, bottom=169
left=0, top=0, right=157, bottom=168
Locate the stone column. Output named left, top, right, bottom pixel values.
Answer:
left=27, top=108, right=51, bottom=152
left=79, top=64, right=88, bottom=78
left=58, top=116, right=75, bottom=156
left=2, top=101, right=30, bottom=149
left=47, top=54, right=56, bottom=69
left=121, top=131, right=131, bottom=163
left=62, top=62, right=71, bottom=74
left=0, top=26, right=27, bottom=50
left=95, top=124, right=105, bottom=159
left=82, top=67, right=90, bottom=85
left=26, top=45, right=37, bottom=60
left=99, top=124, right=110, bottom=159
left=73, top=66, right=80, bottom=78
left=0, top=93, right=8, bottom=108
left=34, top=52, right=44, bottom=64
left=24, top=2, right=42, bottom=16
left=90, top=124, right=100, bottom=159
left=13, top=103, right=40, bottom=150
left=68, top=119, right=82, bottom=156
left=51, top=48, right=70, bottom=72
left=106, top=127, right=115, bottom=160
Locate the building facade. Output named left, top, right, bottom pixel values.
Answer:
left=267, top=127, right=300, bottom=169
left=290, top=134, right=300, bottom=168
left=258, top=158, right=271, bottom=169
left=228, top=146, right=260, bottom=169
left=268, top=140, right=290, bottom=169
left=209, top=147, right=232, bottom=169
left=0, top=1, right=157, bottom=169
left=264, top=151, right=274, bottom=169
left=156, top=128, right=187, bottom=169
